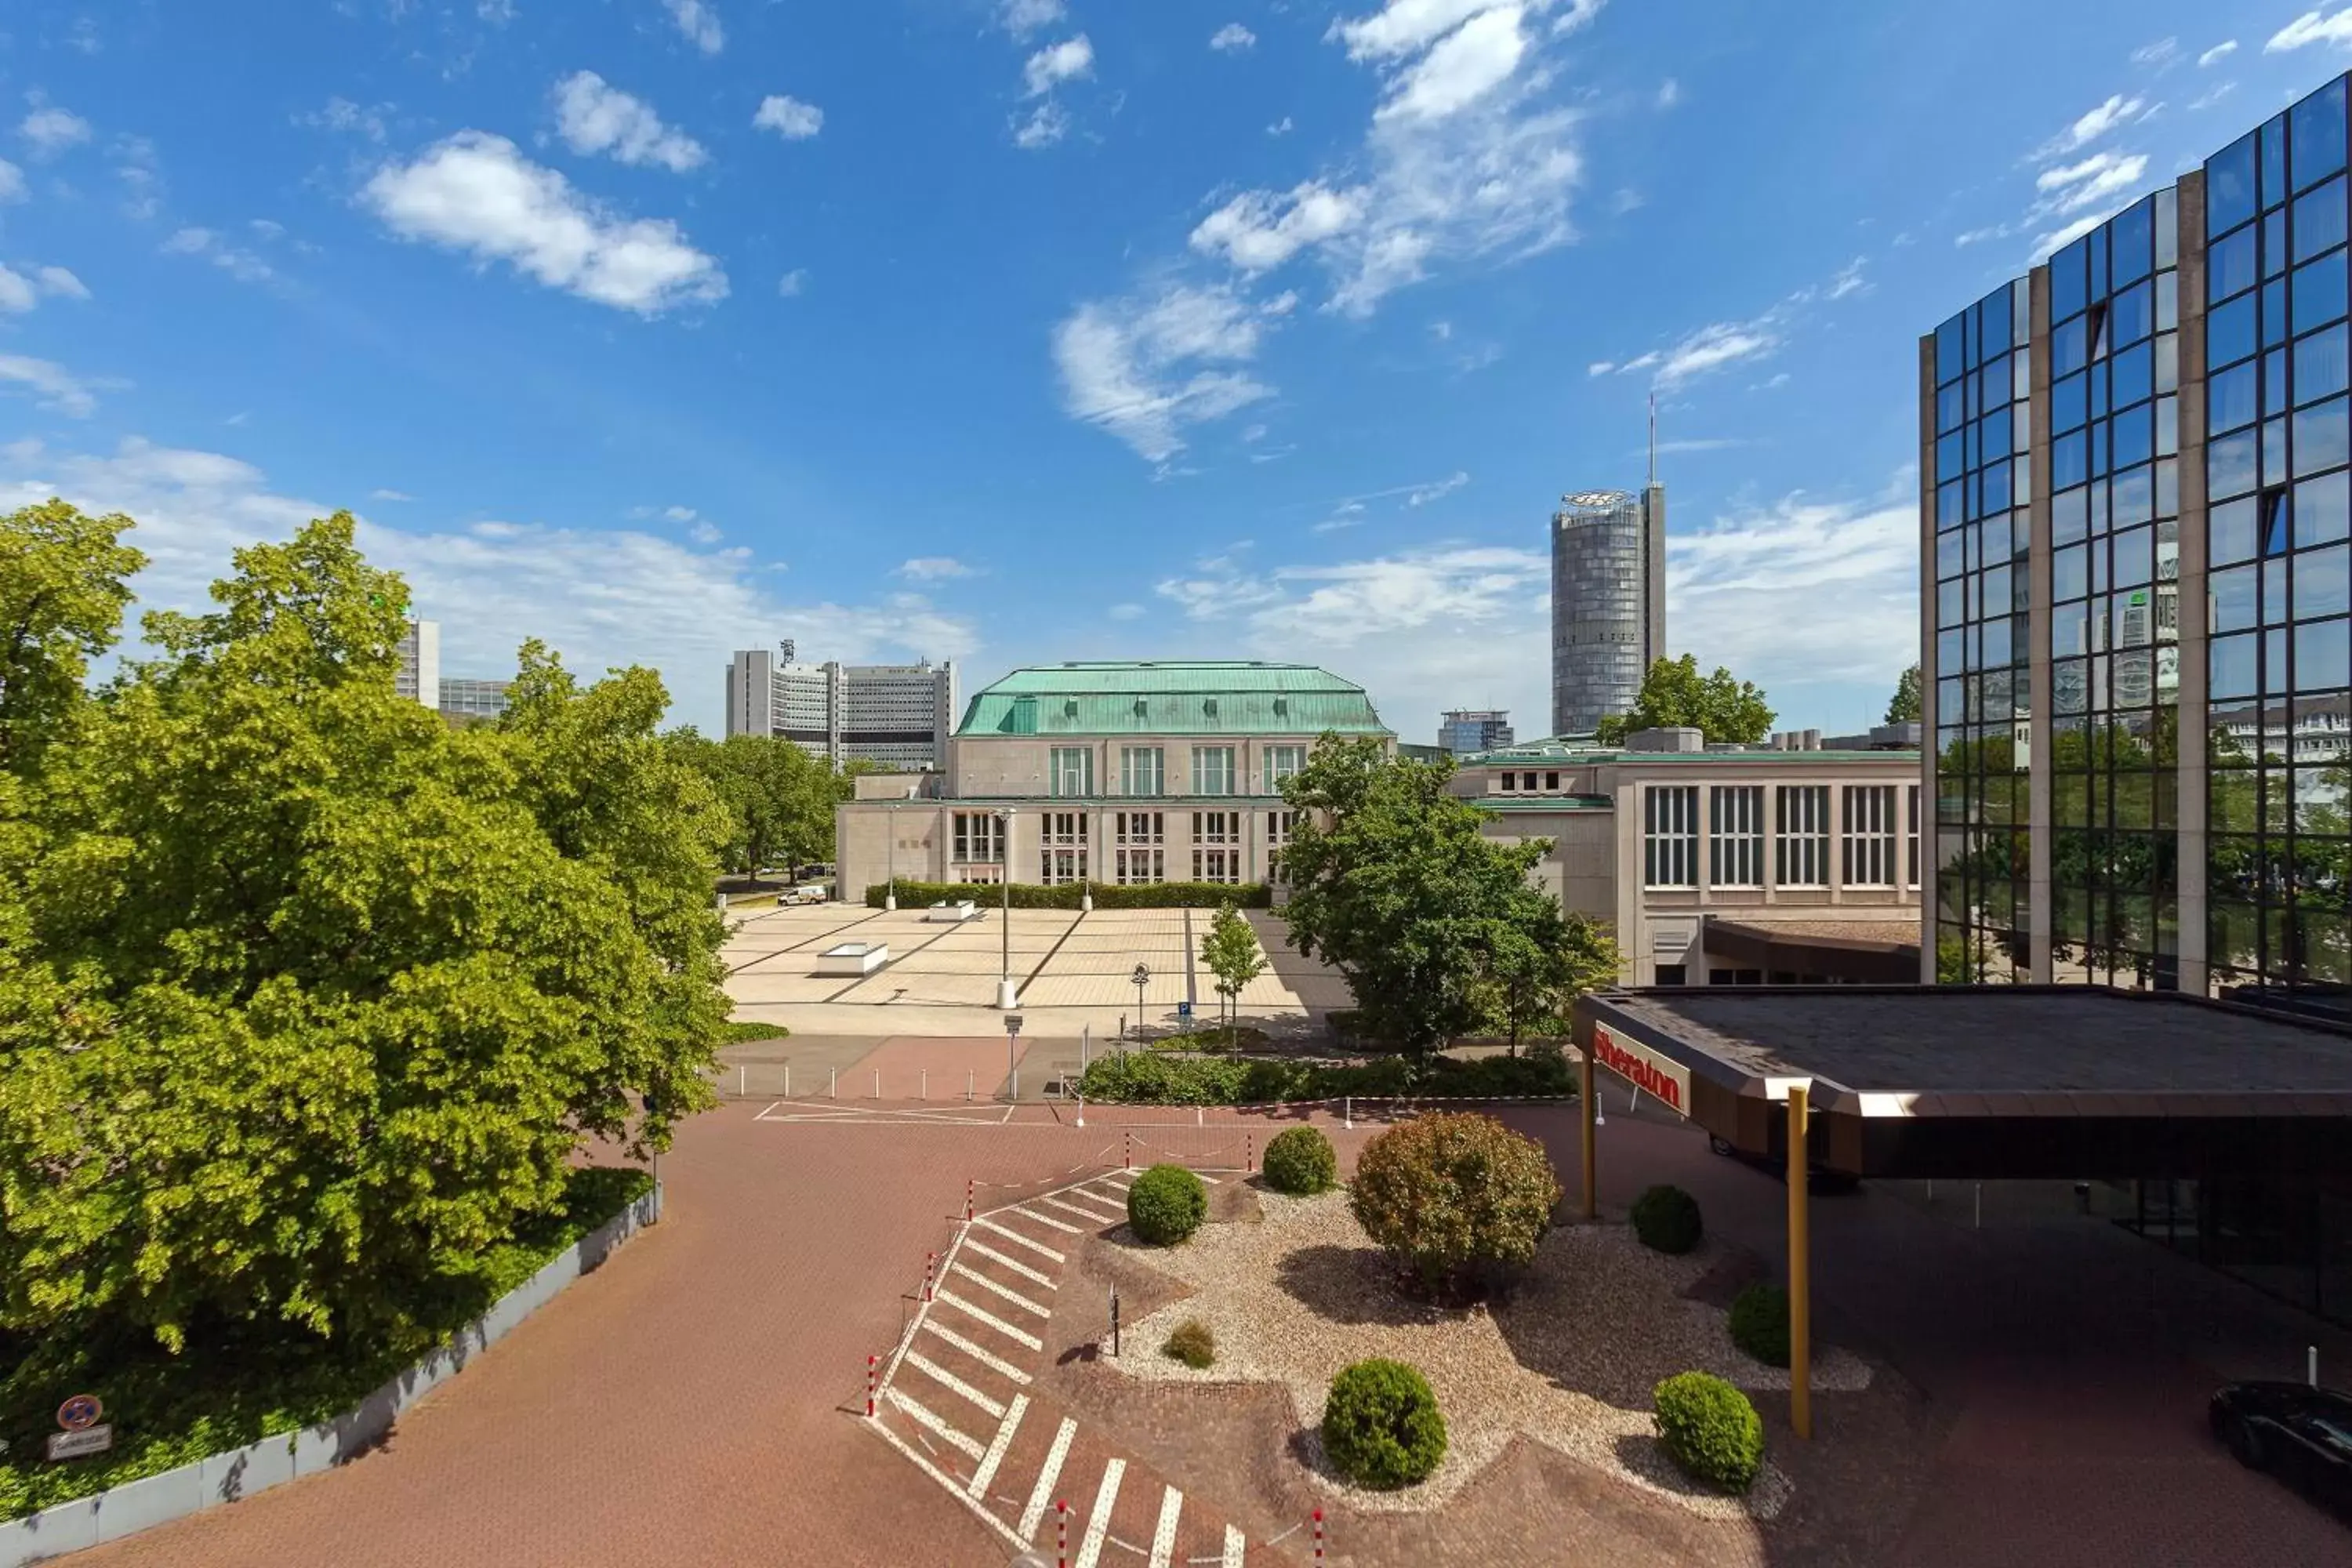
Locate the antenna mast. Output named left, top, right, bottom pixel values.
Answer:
left=1647, top=391, right=1657, bottom=488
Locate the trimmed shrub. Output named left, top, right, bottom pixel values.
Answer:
left=1348, top=1112, right=1561, bottom=1297
left=1320, top=1359, right=1447, bottom=1490
left=865, top=879, right=1271, bottom=911
left=1728, top=1283, right=1791, bottom=1367
left=1652, top=1371, right=1764, bottom=1494
left=1076, top=1046, right=1576, bottom=1107
left=1261, top=1126, right=1338, bottom=1196
left=1630, top=1184, right=1704, bottom=1254
left=1163, top=1319, right=1216, bottom=1370
left=1126, top=1163, right=1207, bottom=1246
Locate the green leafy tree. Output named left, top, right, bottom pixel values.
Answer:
left=668, top=730, right=847, bottom=880
left=0, top=500, right=147, bottom=774
left=1200, top=903, right=1266, bottom=1029
left=0, top=512, right=728, bottom=1357
left=1885, top=662, right=1922, bottom=724
left=1473, top=908, right=1619, bottom=1052
left=1593, top=654, right=1776, bottom=746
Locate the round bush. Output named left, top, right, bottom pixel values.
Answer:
left=1163, top=1319, right=1215, bottom=1369
left=1652, top=1371, right=1764, bottom=1494
left=1262, top=1126, right=1338, bottom=1196
left=1320, top=1359, right=1447, bottom=1490
left=1348, top=1112, right=1561, bottom=1296
left=1630, top=1183, right=1704, bottom=1254
left=1728, top=1283, right=1791, bottom=1367
left=1127, top=1163, right=1207, bottom=1246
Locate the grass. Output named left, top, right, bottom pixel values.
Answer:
left=720, top=1021, right=791, bottom=1044
left=0, top=1165, right=653, bottom=1523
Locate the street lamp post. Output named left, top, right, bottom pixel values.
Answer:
left=996, top=808, right=1018, bottom=1011
left=1131, top=963, right=1149, bottom=1040
left=885, top=801, right=898, bottom=913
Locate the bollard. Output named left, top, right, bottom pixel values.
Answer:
left=739, top=1065, right=746, bottom=1097
left=1057, top=1499, right=1069, bottom=1568
left=1124, top=1131, right=1134, bottom=1171
left=1247, top=1131, right=1253, bottom=1171
left=1196, top=1105, right=1203, bottom=1128
left=866, top=1353, right=878, bottom=1418
left=967, top=1068, right=975, bottom=1102
left=785, top=1062, right=791, bottom=1098
left=873, top=1067, right=880, bottom=1100
left=1973, top=1182, right=1982, bottom=1229
left=1075, top=1092, right=1085, bottom=1128
left=830, top=1066, right=837, bottom=1099
left=966, top=1178, right=975, bottom=1224
left=2312, top=1345, right=2321, bottom=1388
left=922, top=1067, right=928, bottom=1101
left=924, top=1251, right=935, bottom=1302
left=1312, top=1506, right=1325, bottom=1563
left=1344, top=1095, right=1353, bottom=1131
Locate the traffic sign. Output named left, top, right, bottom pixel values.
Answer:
left=1176, top=1001, right=1192, bottom=1019
left=56, top=1395, right=102, bottom=1432
left=48, top=1426, right=112, bottom=1461
left=1131, top=964, right=1150, bottom=985
left=1004, top=1013, right=1024, bottom=1037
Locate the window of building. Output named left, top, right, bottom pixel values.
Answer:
left=1545, top=771, right=1560, bottom=791
left=1653, top=964, right=1687, bottom=986
left=1501, top=771, right=1517, bottom=791
left=1192, top=811, right=1238, bottom=844
left=1265, top=809, right=1298, bottom=883
left=1192, top=746, right=1236, bottom=797
left=1643, top=786, right=1698, bottom=888
left=1776, top=786, right=1830, bottom=887
left=1709, top=786, right=1765, bottom=887
left=952, top=811, right=1004, bottom=863
left=1040, top=848, right=1088, bottom=885
left=1120, top=746, right=1164, bottom=797
left=1842, top=786, right=1899, bottom=887
left=1041, top=811, right=1087, bottom=846
left=1049, top=747, right=1093, bottom=798
left=1523, top=771, right=1538, bottom=792
left=1708, top=968, right=1765, bottom=986
left=1116, top=848, right=1164, bottom=884
left=1265, top=745, right=1308, bottom=789
left=1907, top=786, right=1921, bottom=889
left=1115, top=811, right=1163, bottom=844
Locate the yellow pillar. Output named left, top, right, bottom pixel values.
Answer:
left=1788, top=1082, right=1812, bottom=1440
left=1579, top=1051, right=1598, bottom=1221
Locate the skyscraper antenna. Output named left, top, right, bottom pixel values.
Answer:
left=1647, top=391, right=1657, bottom=488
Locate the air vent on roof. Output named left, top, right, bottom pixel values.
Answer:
left=1273, top=697, right=1288, bottom=717
left=1134, top=699, right=1149, bottom=717
left=1064, top=699, right=1079, bottom=717
left=1204, top=699, right=1219, bottom=717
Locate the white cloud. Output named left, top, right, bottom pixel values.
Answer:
left=1656, top=78, right=1681, bottom=109
left=662, top=0, right=724, bottom=54
left=1023, top=36, right=1094, bottom=97
left=2271, top=9, right=2352, bottom=51
left=0, top=436, right=981, bottom=733
left=372, top=488, right=414, bottom=501
left=0, top=354, right=105, bottom=416
left=662, top=504, right=698, bottom=522
left=1268, top=116, right=1295, bottom=136
left=35, top=264, right=88, bottom=299
left=1606, top=318, right=1778, bottom=390
left=1014, top=103, right=1071, bottom=151
left=20, top=107, right=92, bottom=158
left=2031, top=209, right=2115, bottom=264
left=1210, top=23, right=1258, bottom=53
left=777, top=268, right=807, bottom=297
left=554, top=71, right=707, bottom=172
left=1405, top=470, right=1469, bottom=506
left=688, top=521, right=722, bottom=545
left=1376, top=6, right=1528, bottom=123
left=2190, top=83, right=2237, bottom=111
left=162, top=227, right=276, bottom=285
left=1827, top=256, right=1867, bottom=299
left=0, top=159, right=24, bottom=203
left=111, top=133, right=162, bottom=220
left=0, top=267, right=33, bottom=314
left=1331, top=0, right=1508, bottom=60
left=480, top=1, right=517, bottom=24
left=2198, top=39, right=2239, bottom=67
left=0, top=263, right=84, bottom=312
left=361, top=132, right=727, bottom=315
left=303, top=97, right=390, bottom=143
left=753, top=94, right=824, bottom=140
left=1261, top=289, right=1299, bottom=316
left=2130, top=38, right=2179, bottom=68
left=1106, top=601, right=1145, bottom=621
left=1190, top=181, right=1364, bottom=272
left=1000, top=0, right=1065, bottom=34
left=897, top=557, right=978, bottom=581
left=2035, top=149, right=2150, bottom=213
left=2032, top=94, right=2154, bottom=160
left=1052, top=285, right=1274, bottom=463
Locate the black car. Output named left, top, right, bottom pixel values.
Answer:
left=2211, top=1380, right=2352, bottom=1514
left=1705, top=1133, right=1863, bottom=1195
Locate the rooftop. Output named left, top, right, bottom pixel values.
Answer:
left=955, top=661, right=1392, bottom=739
left=1463, top=739, right=1919, bottom=766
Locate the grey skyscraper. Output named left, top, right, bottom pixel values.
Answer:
left=724, top=647, right=958, bottom=770
left=1550, top=484, right=1667, bottom=736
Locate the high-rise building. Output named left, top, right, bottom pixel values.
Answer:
left=394, top=619, right=440, bottom=710
left=1439, top=709, right=1514, bottom=754
left=1551, top=485, right=1666, bottom=737
left=724, top=647, right=958, bottom=770
left=1922, top=71, right=2352, bottom=1007
left=438, top=678, right=512, bottom=720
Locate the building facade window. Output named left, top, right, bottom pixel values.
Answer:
left=1501, top=772, right=1517, bottom=791
left=952, top=811, right=1004, bottom=863
left=1709, top=785, right=1765, bottom=887
left=1192, top=746, right=1236, bottom=797
left=1907, top=786, right=1922, bottom=889
left=1114, top=812, right=1164, bottom=884
left=1643, top=786, right=1699, bottom=889
left=1777, top=786, right=1831, bottom=887
left=1116, top=810, right=1164, bottom=844
left=1265, top=745, right=1308, bottom=789
left=1041, top=811, right=1087, bottom=846
left=1842, top=786, right=1900, bottom=887
left=1049, top=747, right=1094, bottom=798
left=1120, top=746, right=1165, bottom=797
left=1192, top=810, right=1240, bottom=883
left=1266, top=809, right=1299, bottom=883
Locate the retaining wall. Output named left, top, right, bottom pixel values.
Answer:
left=1, top=1182, right=663, bottom=1568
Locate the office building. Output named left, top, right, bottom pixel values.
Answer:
left=438, top=678, right=512, bottom=720
left=725, top=647, right=958, bottom=771
left=1551, top=485, right=1667, bottom=736
left=1439, top=709, right=1515, bottom=755
left=394, top=620, right=440, bottom=710
left=833, top=662, right=1392, bottom=898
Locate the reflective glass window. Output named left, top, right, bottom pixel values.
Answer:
left=2209, top=132, right=2259, bottom=237
left=1937, top=579, right=1965, bottom=629
left=2297, top=470, right=2351, bottom=547
left=2053, top=237, right=2089, bottom=321
left=2054, top=544, right=2088, bottom=601
left=2114, top=463, right=2154, bottom=525
left=1938, top=480, right=1964, bottom=530
left=2300, top=324, right=2352, bottom=406
left=2212, top=631, right=2260, bottom=699
left=2268, top=209, right=2291, bottom=280
left=2295, top=395, right=2351, bottom=478
left=2114, top=405, right=2154, bottom=470
left=2296, top=619, right=2352, bottom=691
left=1984, top=615, right=2012, bottom=668
left=2113, top=524, right=2154, bottom=589
left=1983, top=459, right=2012, bottom=514
left=1980, top=354, right=2010, bottom=411
left=2212, top=563, right=2259, bottom=632
left=2113, top=198, right=2154, bottom=284
left=1936, top=315, right=1965, bottom=384
left=2053, top=370, right=2088, bottom=431
left=2053, top=314, right=2089, bottom=377
left=2294, top=251, right=2349, bottom=336
left=2054, top=429, right=2088, bottom=490
left=1981, top=285, right=2012, bottom=355
left=2212, top=224, right=2258, bottom=303
left=2265, top=117, right=2289, bottom=212
left=1980, top=406, right=2011, bottom=459
left=2212, top=361, right=2259, bottom=434
left=2296, top=174, right=2349, bottom=263
left=2293, top=75, right=2348, bottom=192
left=2113, top=341, right=2154, bottom=408
left=2091, top=225, right=2110, bottom=301
left=2210, top=292, right=2259, bottom=367
left=2296, top=543, right=2352, bottom=622
left=2268, top=347, right=2291, bottom=416
left=1936, top=430, right=1963, bottom=483
left=2157, top=332, right=2180, bottom=392
left=2158, top=456, right=2180, bottom=514
left=2267, top=277, right=2292, bottom=350
left=2157, top=397, right=2180, bottom=458
left=2054, top=601, right=2089, bottom=657
left=2215, top=495, right=2260, bottom=563
left=2111, top=280, right=2152, bottom=346
left=1938, top=379, right=1965, bottom=433
left=2157, top=187, right=2179, bottom=268
left=1937, top=528, right=1965, bottom=581
left=2211, top=428, right=2260, bottom=499
left=2053, top=485, right=2089, bottom=546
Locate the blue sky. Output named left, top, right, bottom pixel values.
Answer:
left=0, top=2, right=2347, bottom=742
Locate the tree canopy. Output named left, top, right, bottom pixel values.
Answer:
left=1200, top=903, right=1267, bottom=1027
left=1885, top=663, right=1922, bottom=724
left=667, top=728, right=846, bottom=877
left=1594, top=655, right=1775, bottom=746
left=0, top=503, right=731, bottom=1357
left=1276, top=736, right=1620, bottom=1051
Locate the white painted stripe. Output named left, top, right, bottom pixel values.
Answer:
left=888, top=1388, right=984, bottom=1461
left=1148, top=1486, right=1183, bottom=1568
left=867, top=1416, right=1033, bottom=1559
left=965, top=1237, right=1060, bottom=1287
left=1074, top=1457, right=1126, bottom=1568
left=920, top=1318, right=1033, bottom=1385
left=967, top=1392, right=1027, bottom=1500
left=1044, top=1195, right=1119, bottom=1225
left=976, top=1216, right=1066, bottom=1263
left=937, top=1289, right=1045, bottom=1351
left=904, top=1350, right=1005, bottom=1418
left=1221, top=1523, right=1246, bottom=1566
left=1019, top=1417, right=1079, bottom=1541
left=1193, top=1172, right=1222, bottom=1185
left=1098, top=1175, right=1133, bottom=1189
left=1013, top=1205, right=1083, bottom=1235
left=953, top=1261, right=1050, bottom=1317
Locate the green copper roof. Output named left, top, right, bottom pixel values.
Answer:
left=956, top=661, right=1392, bottom=739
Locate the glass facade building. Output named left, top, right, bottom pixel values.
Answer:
left=1923, top=71, right=2352, bottom=1322
left=1550, top=485, right=1667, bottom=736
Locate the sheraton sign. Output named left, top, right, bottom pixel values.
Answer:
left=1592, top=1025, right=1692, bottom=1118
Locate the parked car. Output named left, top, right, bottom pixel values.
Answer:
left=2212, top=1380, right=2352, bottom=1513
left=782, top=883, right=829, bottom=906
left=1706, top=1134, right=1863, bottom=1195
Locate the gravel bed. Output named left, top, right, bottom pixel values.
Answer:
left=1105, top=1189, right=1871, bottom=1521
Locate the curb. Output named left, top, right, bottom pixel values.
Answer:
left=0, top=1183, right=663, bottom=1568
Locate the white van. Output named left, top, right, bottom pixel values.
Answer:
left=782, top=883, right=830, bottom=906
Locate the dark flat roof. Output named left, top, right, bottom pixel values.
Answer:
left=1599, top=987, right=2352, bottom=1094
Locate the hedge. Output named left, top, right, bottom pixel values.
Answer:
left=1652, top=1370, right=1764, bottom=1493
left=1321, top=1359, right=1447, bottom=1489
left=864, top=880, right=1271, bottom=910
left=1261, top=1126, right=1338, bottom=1195
left=1728, top=1283, right=1791, bottom=1367
left=1076, top=1047, right=1575, bottom=1106
left=1126, top=1164, right=1208, bottom=1245
left=1630, top=1184, right=1703, bottom=1254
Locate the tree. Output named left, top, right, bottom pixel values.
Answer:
left=0, top=500, right=147, bottom=774
left=0, top=512, right=730, bottom=1356
left=1200, top=903, right=1267, bottom=1029
left=1885, top=663, right=1922, bottom=724
left=1593, top=655, right=1775, bottom=746
left=668, top=730, right=847, bottom=880
left=1475, top=907, right=1620, bottom=1053
left=1277, top=736, right=1587, bottom=1051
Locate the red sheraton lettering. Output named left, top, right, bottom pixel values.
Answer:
left=1592, top=1031, right=1684, bottom=1113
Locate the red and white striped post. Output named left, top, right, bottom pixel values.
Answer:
left=1057, top=1499, right=1069, bottom=1568
left=866, top=1353, right=878, bottom=1418
left=966, top=1178, right=975, bottom=1223
left=923, top=1250, right=936, bottom=1302
left=1246, top=1131, right=1254, bottom=1172
left=1123, top=1130, right=1134, bottom=1171
left=1312, top=1506, right=1325, bottom=1563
